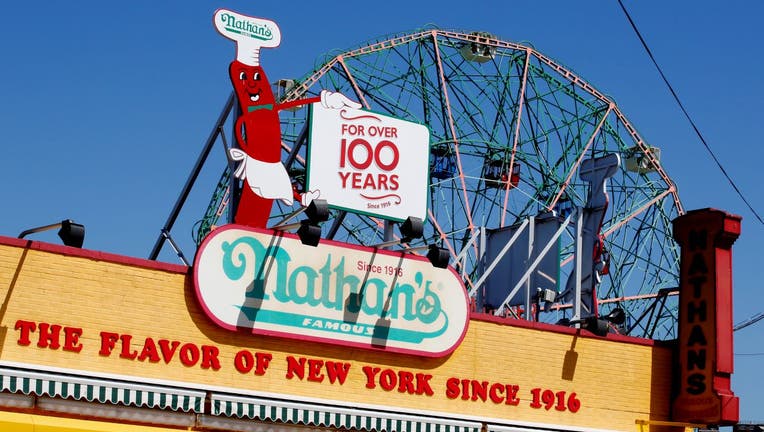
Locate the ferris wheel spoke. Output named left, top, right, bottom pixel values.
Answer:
left=602, top=188, right=674, bottom=239
left=612, top=107, right=682, bottom=213
left=336, top=56, right=371, bottom=109
left=431, top=33, right=477, bottom=237
left=498, top=49, right=531, bottom=227
left=547, top=104, right=614, bottom=211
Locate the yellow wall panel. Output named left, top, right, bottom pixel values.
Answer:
left=0, top=240, right=677, bottom=432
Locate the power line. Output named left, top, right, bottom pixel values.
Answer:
left=616, top=0, right=764, bottom=226
left=734, top=312, right=764, bottom=332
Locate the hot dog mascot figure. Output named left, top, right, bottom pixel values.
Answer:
left=214, top=9, right=361, bottom=228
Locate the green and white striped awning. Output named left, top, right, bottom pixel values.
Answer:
left=0, top=367, right=204, bottom=413
left=212, top=393, right=482, bottom=432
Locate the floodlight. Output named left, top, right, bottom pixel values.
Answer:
left=426, top=244, right=450, bottom=269
left=557, top=308, right=626, bottom=337
left=18, top=219, right=85, bottom=248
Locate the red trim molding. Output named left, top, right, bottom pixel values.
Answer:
left=470, top=312, right=669, bottom=347
left=0, top=235, right=189, bottom=275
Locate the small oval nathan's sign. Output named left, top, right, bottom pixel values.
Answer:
left=213, top=9, right=280, bottom=45
left=194, top=225, right=469, bottom=357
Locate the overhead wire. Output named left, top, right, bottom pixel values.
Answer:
left=616, top=0, right=764, bottom=226
left=618, top=1, right=764, bottom=333
left=734, top=312, right=764, bottom=332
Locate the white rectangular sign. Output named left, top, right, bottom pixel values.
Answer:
left=307, top=104, right=430, bottom=222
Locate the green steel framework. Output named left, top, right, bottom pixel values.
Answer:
left=195, top=28, right=683, bottom=339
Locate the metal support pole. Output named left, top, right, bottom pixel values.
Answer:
left=525, top=216, right=535, bottom=320
left=285, top=122, right=309, bottom=169
left=382, top=220, right=394, bottom=248
left=161, top=230, right=190, bottom=266
left=228, top=101, right=242, bottom=224
left=573, top=207, right=583, bottom=323
left=326, top=211, right=346, bottom=240
left=148, top=93, right=235, bottom=261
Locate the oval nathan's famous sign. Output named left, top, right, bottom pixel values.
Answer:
left=193, top=225, right=469, bottom=357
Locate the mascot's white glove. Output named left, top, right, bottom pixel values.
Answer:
left=320, top=90, right=362, bottom=110
left=300, top=190, right=321, bottom=207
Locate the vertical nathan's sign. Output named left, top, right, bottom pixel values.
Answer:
left=307, top=104, right=430, bottom=222
left=672, top=208, right=740, bottom=425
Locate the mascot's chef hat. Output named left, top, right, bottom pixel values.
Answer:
left=213, top=9, right=281, bottom=66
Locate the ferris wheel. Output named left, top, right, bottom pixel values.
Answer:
left=195, top=28, right=683, bottom=339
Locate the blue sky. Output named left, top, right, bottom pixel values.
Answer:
left=1, top=0, right=762, bottom=424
